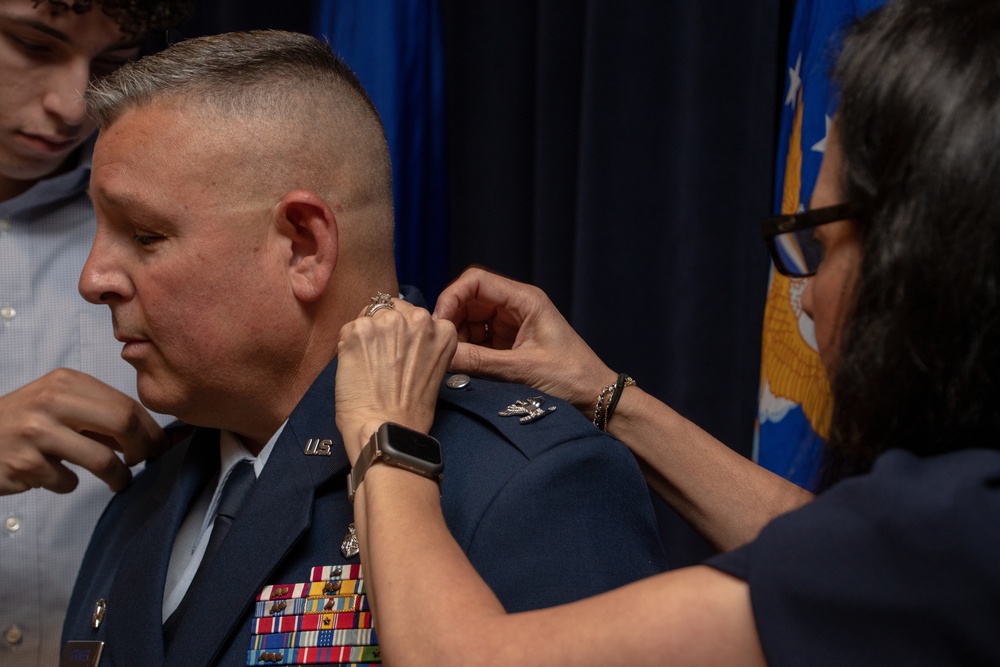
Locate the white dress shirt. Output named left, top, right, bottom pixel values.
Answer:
left=162, top=424, right=283, bottom=621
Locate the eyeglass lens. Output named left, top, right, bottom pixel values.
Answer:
left=772, top=227, right=824, bottom=277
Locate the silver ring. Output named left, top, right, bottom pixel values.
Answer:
left=365, top=292, right=395, bottom=317
left=483, top=321, right=492, bottom=343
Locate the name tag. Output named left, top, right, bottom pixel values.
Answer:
left=60, top=641, right=104, bottom=667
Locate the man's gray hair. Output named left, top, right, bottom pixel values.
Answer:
left=85, top=30, right=393, bottom=209
left=86, top=30, right=382, bottom=131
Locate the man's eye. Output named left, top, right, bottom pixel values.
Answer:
left=9, top=34, right=54, bottom=56
left=134, top=233, right=163, bottom=247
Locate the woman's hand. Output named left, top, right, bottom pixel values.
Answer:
left=336, top=298, right=457, bottom=464
left=433, top=267, right=615, bottom=414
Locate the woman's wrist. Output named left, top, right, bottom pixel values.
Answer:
left=604, top=386, right=655, bottom=442
left=362, top=463, right=440, bottom=504
left=346, top=418, right=389, bottom=465
left=567, top=366, right=618, bottom=415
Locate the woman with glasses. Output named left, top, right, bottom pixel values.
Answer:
left=333, top=0, right=1000, bottom=663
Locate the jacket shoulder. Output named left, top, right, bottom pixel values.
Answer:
left=433, top=374, right=601, bottom=460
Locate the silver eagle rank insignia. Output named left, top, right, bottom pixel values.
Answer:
left=498, top=396, right=556, bottom=424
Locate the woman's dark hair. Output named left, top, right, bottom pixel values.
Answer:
left=821, top=0, right=1000, bottom=488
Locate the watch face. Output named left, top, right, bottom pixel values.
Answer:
left=385, top=423, right=442, bottom=464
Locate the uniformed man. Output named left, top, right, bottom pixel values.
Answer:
left=60, top=30, right=668, bottom=666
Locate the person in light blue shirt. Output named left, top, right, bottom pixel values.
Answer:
left=0, top=1, right=190, bottom=664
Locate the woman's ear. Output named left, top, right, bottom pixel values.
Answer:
left=274, top=190, right=339, bottom=302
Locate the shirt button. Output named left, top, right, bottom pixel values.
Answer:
left=5, top=624, right=23, bottom=645
left=1, top=306, right=15, bottom=322
left=5, top=516, right=20, bottom=533
left=0, top=219, right=10, bottom=233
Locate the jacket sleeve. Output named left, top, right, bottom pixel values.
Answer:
left=456, top=432, right=669, bottom=612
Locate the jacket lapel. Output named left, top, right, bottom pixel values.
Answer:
left=164, top=361, right=349, bottom=667
left=105, top=430, right=218, bottom=666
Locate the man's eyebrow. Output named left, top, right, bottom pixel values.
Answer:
left=7, top=16, right=142, bottom=52
left=8, top=16, right=71, bottom=42
left=88, top=188, right=174, bottom=226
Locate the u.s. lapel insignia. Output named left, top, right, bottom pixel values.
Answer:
left=341, top=522, right=360, bottom=559
left=303, top=438, right=333, bottom=456
left=499, top=396, right=556, bottom=424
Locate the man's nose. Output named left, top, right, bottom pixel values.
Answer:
left=79, top=234, right=131, bottom=305
left=41, top=61, right=91, bottom=132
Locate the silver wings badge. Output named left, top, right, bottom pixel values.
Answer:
left=499, top=396, right=556, bottom=424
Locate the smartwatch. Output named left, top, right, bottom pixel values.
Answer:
left=347, top=422, right=444, bottom=503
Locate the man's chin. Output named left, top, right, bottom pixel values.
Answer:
left=136, top=378, right=183, bottom=418
left=137, top=393, right=178, bottom=417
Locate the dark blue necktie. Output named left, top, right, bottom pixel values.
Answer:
left=163, top=459, right=255, bottom=649
left=198, top=460, right=255, bottom=566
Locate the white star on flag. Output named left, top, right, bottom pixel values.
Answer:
left=785, top=52, right=802, bottom=106
left=811, top=114, right=832, bottom=153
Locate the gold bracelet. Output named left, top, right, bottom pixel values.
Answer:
left=593, top=373, right=636, bottom=431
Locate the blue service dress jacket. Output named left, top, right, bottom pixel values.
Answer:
left=61, top=361, right=668, bottom=666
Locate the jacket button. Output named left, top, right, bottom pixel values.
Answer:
left=5, top=624, right=23, bottom=645
left=446, top=374, right=471, bottom=389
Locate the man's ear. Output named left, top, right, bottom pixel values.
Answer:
left=274, top=190, right=338, bottom=302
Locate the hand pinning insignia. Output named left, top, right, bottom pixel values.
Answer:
left=499, top=396, right=557, bottom=424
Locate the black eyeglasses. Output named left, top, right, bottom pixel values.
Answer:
left=760, top=203, right=859, bottom=278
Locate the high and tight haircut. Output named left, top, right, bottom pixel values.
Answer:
left=821, top=0, right=1000, bottom=487
left=85, top=30, right=393, bottom=207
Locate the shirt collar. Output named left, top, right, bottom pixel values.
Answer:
left=218, top=420, right=287, bottom=480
